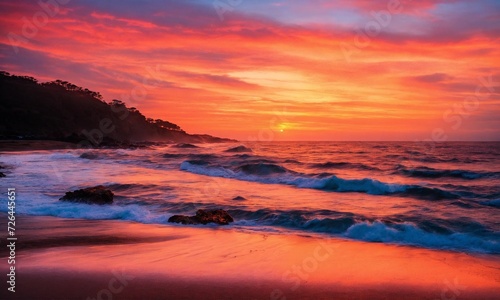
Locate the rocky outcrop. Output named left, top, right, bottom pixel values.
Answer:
left=60, top=185, right=114, bottom=204
left=168, top=209, right=234, bottom=225
left=0, top=72, right=235, bottom=144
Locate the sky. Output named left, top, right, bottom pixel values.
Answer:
left=0, top=0, right=499, bottom=141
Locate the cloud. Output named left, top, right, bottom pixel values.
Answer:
left=0, top=0, right=498, bottom=140
left=412, top=73, right=454, bottom=83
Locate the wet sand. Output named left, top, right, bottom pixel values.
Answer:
left=1, top=214, right=499, bottom=300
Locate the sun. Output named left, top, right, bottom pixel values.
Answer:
left=277, top=123, right=288, bottom=133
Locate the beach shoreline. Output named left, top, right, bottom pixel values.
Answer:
left=1, top=214, right=499, bottom=300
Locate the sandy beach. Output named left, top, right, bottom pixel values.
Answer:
left=1, top=213, right=499, bottom=300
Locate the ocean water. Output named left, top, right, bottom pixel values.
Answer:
left=1, top=142, right=499, bottom=254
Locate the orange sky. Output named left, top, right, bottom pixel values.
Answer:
left=0, top=0, right=499, bottom=140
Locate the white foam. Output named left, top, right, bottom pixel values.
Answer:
left=180, top=161, right=406, bottom=195
left=0, top=193, right=170, bottom=224
left=344, top=221, right=500, bottom=253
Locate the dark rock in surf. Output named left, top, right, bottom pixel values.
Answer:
left=225, top=145, right=252, bottom=153
left=60, top=185, right=114, bottom=204
left=167, top=215, right=199, bottom=225
left=0, top=172, right=5, bottom=178
left=168, top=209, right=234, bottom=225
left=195, top=209, right=234, bottom=225
left=232, top=196, right=246, bottom=201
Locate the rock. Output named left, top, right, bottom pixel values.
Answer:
left=195, top=209, right=234, bottom=225
left=60, top=185, right=114, bottom=204
left=0, top=172, right=5, bottom=178
left=232, top=196, right=246, bottom=201
left=168, top=209, right=234, bottom=225
left=224, top=145, right=252, bottom=153
left=167, top=215, right=199, bottom=225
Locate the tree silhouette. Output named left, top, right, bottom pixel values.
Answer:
left=154, top=119, right=182, bottom=131
left=42, top=79, right=104, bottom=101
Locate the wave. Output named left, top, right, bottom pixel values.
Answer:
left=229, top=209, right=499, bottom=253
left=5, top=192, right=498, bottom=253
left=224, top=145, right=252, bottom=153
left=343, top=221, right=499, bottom=253
left=310, top=161, right=380, bottom=171
left=80, top=152, right=100, bottom=159
left=162, top=153, right=187, bottom=159
left=162, top=153, right=220, bottom=161
left=397, top=186, right=459, bottom=200
left=235, top=163, right=289, bottom=175
left=382, top=154, right=481, bottom=164
left=184, top=159, right=211, bottom=166
left=105, top=183, right=173, bottom=192
left=188, top=154, right=219, bottom=160
left=480, top=199, right=500, bottom=208
left=232, top=154, right=253, bottom=159
left=172, top=143, right=198, bottom=148
left=412, top=156, right=482, bottom=164
left=397, top=166, right=497, bottom=179
left=304, top=217, right=356, bottom=233
left=180, top=161, right=459, bottom=200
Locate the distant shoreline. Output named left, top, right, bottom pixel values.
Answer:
left=1, top=139, right=498, bottom=153
left=0, top=139, right=234, bottom=152
left=0, top=139, right=176, bottom=152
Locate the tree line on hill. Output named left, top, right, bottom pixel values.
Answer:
left=0, top=71, right=232, bottom=145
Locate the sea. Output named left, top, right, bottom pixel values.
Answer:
left=1, top=142, right=499, bottom=254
